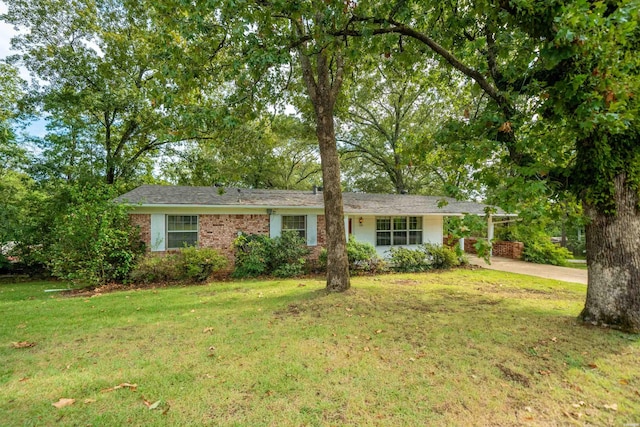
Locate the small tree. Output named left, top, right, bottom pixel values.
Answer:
left=48, top=184, right=144, bottom=285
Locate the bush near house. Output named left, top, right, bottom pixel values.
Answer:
left=496, top=225, right=572, bottom=266
left=232, top=231, right=309, bottom=278
left=318, top=236, right=387, bottom=275
left=522, top=238, right=573, bottom=267
left=48, top=185, right=145, bottom=286
left=389, top=244, right=460, bottom=272
left=129, top=247, right=227, bottom=283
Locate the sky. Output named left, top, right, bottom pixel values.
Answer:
left=0, top=2, right=15, bottom=60
left=1, top=1, right=48, bottom=138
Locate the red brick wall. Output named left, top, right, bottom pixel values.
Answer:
left=493, top=241, right=524, bottom=259
left=464, top=238, right=524, bottom=260
left=199, top=214, right=270, bottom=264
left=130, top=214, right=151, bottom=249
left=129, top=213, right=325, bottom=267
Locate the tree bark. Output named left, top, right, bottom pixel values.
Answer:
left=580, top=174, right=640, bottom=332
left=316, top=103, right=350, bottom=292
left=298, top=48, right=350, bottom=292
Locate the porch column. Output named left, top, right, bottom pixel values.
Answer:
left=459, top=237, right=465, bottom=253
left=487, top=215, right=494, bottom=257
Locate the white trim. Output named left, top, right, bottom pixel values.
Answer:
left=307, top=214, right=318, bottom=246
left=269, top=214, right=282, bottom=238
left=127, top=204, right=516, bottom=217
left=166, top=214, right=199, bottom=250
left=150, top=214, right=166, bottom=251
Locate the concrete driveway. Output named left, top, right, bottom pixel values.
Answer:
left=468, top=255, right=588, bottom=285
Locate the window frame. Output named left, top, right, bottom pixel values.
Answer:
left=376, top=216, right=423, bottom=247
left=281, top=215, right=307, bottom=240
left=166, top=215, right=199, bottom=249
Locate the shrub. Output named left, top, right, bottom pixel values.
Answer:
left=130, top=247, right=227, bottom=283
left=423, top=243, right=460, bottom=269
left=388, top=247, right=430, bottom=272
left=319, top=236, right=386, bottom=274
left=270, top=231, right=310, bottom=277
left=176, top=246, right=228, bottom=282
left=523, top=238, right=572, bottom=266
left=129, top=253, right=181, bottom=284
left=389, top=244, right=460, bottom=272
left=232, top=231, right=309, bottom=278
left=232, top=234, right=273, bottom=278
left=47, top=184, right=145, bottom=286
left=0, top=252, right=11, bottom=272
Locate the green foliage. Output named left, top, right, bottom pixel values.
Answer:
left=388, top=247, right=430, bottom=273
left=164, top=116, right=321, bottom=189
left=176, top=246, right=228, bottom=282
left=46, top=184, right=145, bottom=286
left=388, top=244, right=460, bottom=273
left=233, top=231, right=309, bottom=278
left=3, top=0, right=224, bottom=184
left=270, top=231, right=310, bottom=278
left=425, top=243, right=460, bottom=270
left=523, top=239, right=573, bottom=267
left=232, top=234, right=272, bottom=278
left=130, top=247, right=227, bottom=284
left=319, top=236, right=386, bottom=274
left=499, top=222, right=573, bottom=266
left=129, top=253, right=180, bottom=284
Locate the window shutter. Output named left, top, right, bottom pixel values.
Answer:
left=306, top=214, right=317, bottom=246
left=344, top=216, right=349, bottom=240
left=269, top=214, right=282, bottom=238
left=150, top=214, right=166, bottom=251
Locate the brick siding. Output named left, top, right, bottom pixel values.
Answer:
left=130, top=213, right=326, bottom=269
left=198, top=214, right=270, bottom=265
left=464, top=238, right=524, bottom=260
left=130, top=214, right=151, bottom=249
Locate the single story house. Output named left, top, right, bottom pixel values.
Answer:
left=116, top=185, right=512, bottom=263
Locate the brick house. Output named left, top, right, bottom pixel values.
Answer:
left=116, top=185, right=514, bottom=265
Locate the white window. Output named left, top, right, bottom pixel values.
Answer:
left=282, top=215, right=306, bottom=239
left=167, top=215, right=198, bottom=249
left=376, top=216, right=422, bottom=246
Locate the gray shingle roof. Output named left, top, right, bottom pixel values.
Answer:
left=116, top=185, right=511, bottom=216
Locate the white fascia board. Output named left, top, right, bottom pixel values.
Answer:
left=129, top=204, right=325, bottom=215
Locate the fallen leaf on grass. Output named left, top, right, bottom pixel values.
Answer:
left=619, top=379, right=628, bottom=385
left=603, top=403, right=618, bottom=411
left=142, top=397, right=161, bottom=410
left=83, top=399, right=96, bottom=404
left=587, top=363, right=598, bottom=369
left=18, top=377, right=29, bottom=382
left=101, top=383, right=138, bottom=393
left=12, top=341, right=36, bottom=349
left=375, top=329, right=383, bottom=334
left=52, top=398, right=75, bottom=408
left=202, top=327, right=214, bottom=333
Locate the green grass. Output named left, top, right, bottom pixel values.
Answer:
left=1, top=271, right=638, bottom=426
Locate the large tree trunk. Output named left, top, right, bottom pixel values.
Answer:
left=316, top=105, right=350, bottom=292
left=580, top=174, right=640, bottom=332
left=298, top=47, right=350, bottom=292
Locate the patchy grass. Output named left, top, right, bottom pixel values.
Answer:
left=1, top=271, right=638, bottom=426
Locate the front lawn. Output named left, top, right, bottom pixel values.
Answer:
left=1, top=271, right=638, bottom=425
